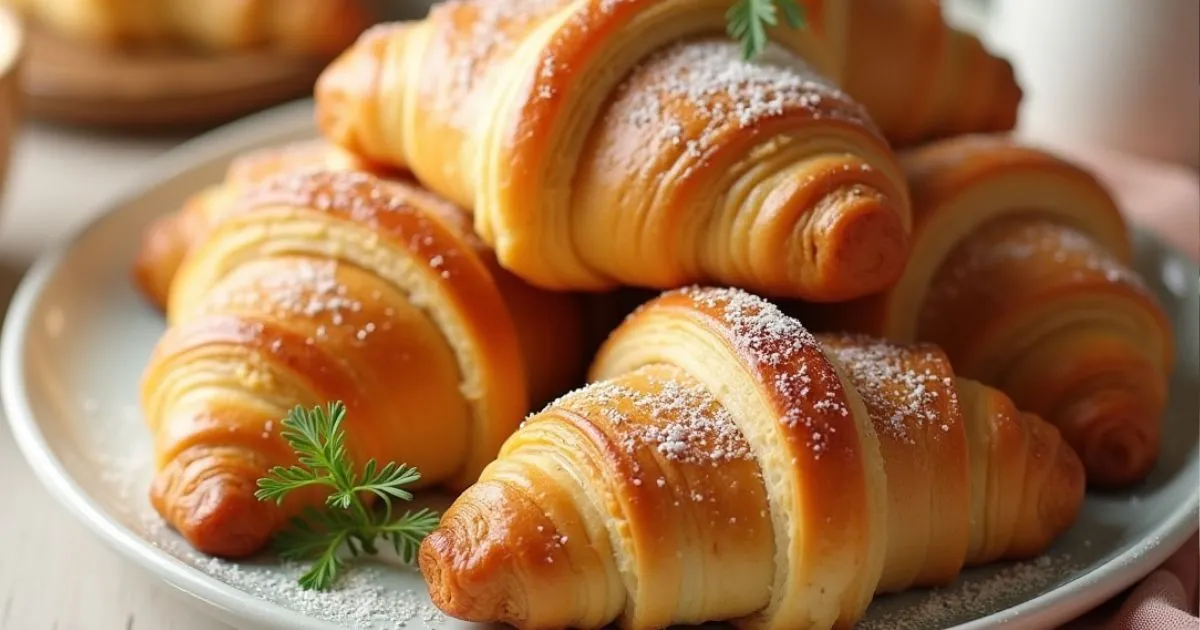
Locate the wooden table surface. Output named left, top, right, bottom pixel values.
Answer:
left=1, top=120, right=1197, bottom=630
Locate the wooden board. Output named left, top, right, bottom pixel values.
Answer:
left=21, top=23, right=330, bottom=131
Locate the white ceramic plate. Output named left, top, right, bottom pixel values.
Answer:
left=3, top=101, right=1198, bottom=630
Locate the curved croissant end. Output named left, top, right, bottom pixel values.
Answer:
left=951, top=377, right=1086, bottom=564
left=315, top=1, right=910, bottom=301
left=842, top=0, right=1023, bottom=147
left=133, top=189, right=221, bottom=310
left=567, top=39, right=911, bottom=301
left=920, top=217, right=1170, bottom=487
left=816, top=333, right=1085, bottom=589
left=794, top=135, right=1171, bottom=488
left=421, top=288, right=1083, bottom=630
left=849, top=135, right=1134, bottom=340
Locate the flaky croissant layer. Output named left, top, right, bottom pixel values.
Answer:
left=420, top=287, right=1084, bottom=630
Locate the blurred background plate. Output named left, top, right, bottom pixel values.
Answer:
left=1, top=100, right=1198, bottom=630
left=22, top=23, right=329, bottom=130
left=14, top=0, right=437, bottom=131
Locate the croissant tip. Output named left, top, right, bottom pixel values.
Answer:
left=151, top=462, right=276, bottom=559
left=810, top=191, right=909, bottom=301
left=130, top=261, right=170, bottom=312
left=131, top=214, right=185, bottom=311
left=1057, top=396, right=1162, bottom=488
left=419, top=527, right=504, bottom=624
left=418, top=482, right=553, bottom=626
left=314, top=30, right=387, bottom=152
left=418, top=531, right=456, bottom=612
left=1080, top=423, right=1160, bottom=489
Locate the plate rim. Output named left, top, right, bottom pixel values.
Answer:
left=2, top=99, right=339, bottom=630
left=3, top=99, right=1198, bottom=630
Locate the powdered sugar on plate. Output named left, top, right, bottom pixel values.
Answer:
left=72, top=399, right=454, bottom=629
left=859, top=553, right=1081, bottom=630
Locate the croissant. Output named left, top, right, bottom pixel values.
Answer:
left=140, top=167, right=586, bottom=557
left=840, top=0, right=1022, bottom=147
left=1, top=0, right=374, bottom=55
left=793, top=135, right=1173, bottom=488
left=314, top=2, right=914, bottom=302
left=420, top=286, right=1085, bottom=630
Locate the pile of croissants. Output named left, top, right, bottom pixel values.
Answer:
left=131, top=1, right=1175, bottom=629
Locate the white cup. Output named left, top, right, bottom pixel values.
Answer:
left=960, top=0, right=1200, bottom=169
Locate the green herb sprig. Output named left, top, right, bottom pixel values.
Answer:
left=726, top=0, right=807, bottom=60
left=255, top=401, right=441, bottom=590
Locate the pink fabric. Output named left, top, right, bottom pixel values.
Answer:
left=1050, top=145, right=1200, bottom=629
left=1063, top=534, right=1200, bottom=630
left=1105, top=534, right=1200, bottom=629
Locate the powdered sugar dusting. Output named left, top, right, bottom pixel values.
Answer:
left=202, top=258, right=392, bottom=346
left=925, top=218, right=1153, bottom=324
left=675, top=287, right=849, bottom=454
left=77, top=421, right=448, bottom=628
left=210, top=260, right=354, bottom=315
left=437, top=0, right=570, bottom=94
left=549, top=370, right=751, bottom=470
left=231, top=169, right=464, bottom=288
left=680, top=286, right=820, bottom=367
left=611, top=39, right=870, bottom=167
left=822, top=335, right=957, bottom=443
left=239, top=168, right=428, bottom=233
left=180, top=554, right=447, bottom=629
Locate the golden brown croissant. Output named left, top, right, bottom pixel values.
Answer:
left=840, top=0, right=1022, bottom=147
left=794, top=135, right=1173, bottom=488
left=314, top=2, right=913, bottom=302
left=140, top=167, right=587, bottom=558
left=420, top=286, right=1085, bottom=630
left=1, top=0, right=375, bottom=55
